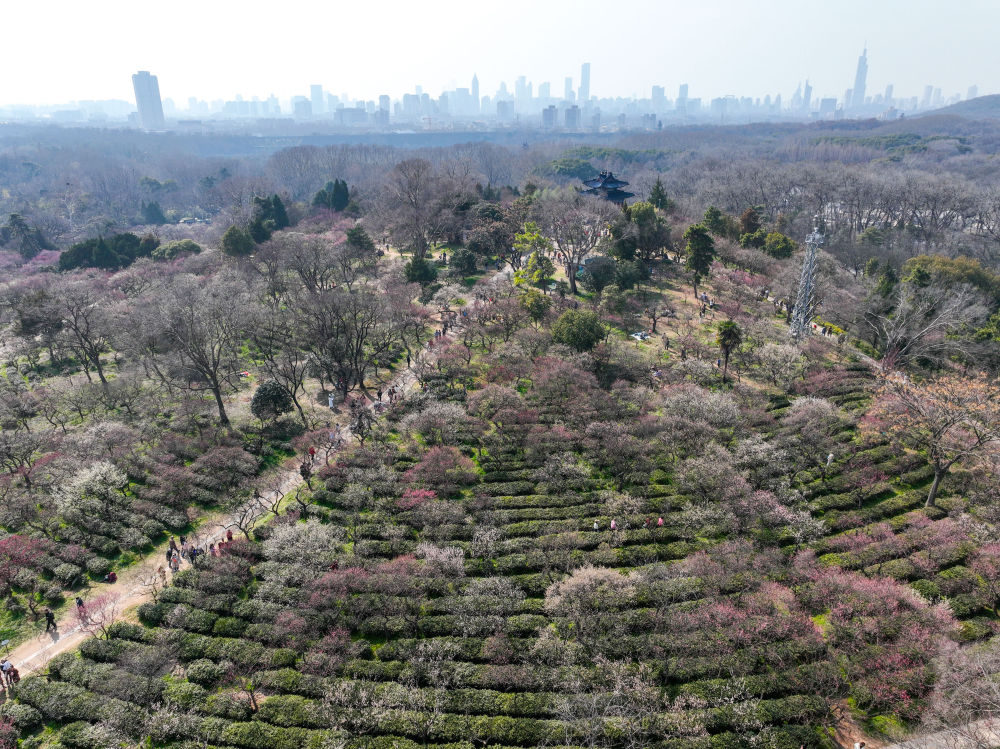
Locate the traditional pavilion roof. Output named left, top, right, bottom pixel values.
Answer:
left=582, top=170, right=634, bottom=202
left=583, top=170, right=630, bottom=190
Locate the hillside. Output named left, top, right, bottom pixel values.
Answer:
left=922, top=94, right=1000, bottom=120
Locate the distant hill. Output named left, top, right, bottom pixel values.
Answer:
left=923, top=94, right=1000, bottom=119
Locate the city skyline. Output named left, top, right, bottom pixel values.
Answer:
left=2, top=0, right=997, bottom=108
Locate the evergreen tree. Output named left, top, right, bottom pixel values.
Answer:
left=141, top=201, right=167, bottom=225
left=313, top=181, right=337, bottom=210
left=270, top=194, right=290, bottom=229
left=703, top=206, right=728, bottom=236
left=716, top=319, right=743, bottom=383
left=90, top=237, right=121, bottom=270
left=405, top=254, right=438, bottom=285
left=332, top=180, right=350, bottom=211
left=251, top=380, right=294, bottom=422
left=648, top=177, right=673, bottom=212
left=221, top=225, right=255, bottom=257
left=683, top=224, right=716, bottom=296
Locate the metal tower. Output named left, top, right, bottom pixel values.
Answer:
left=790, top=225, right=824, bottom=339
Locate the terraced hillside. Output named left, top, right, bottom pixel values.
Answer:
left=7, top=338, right=992, bottom=749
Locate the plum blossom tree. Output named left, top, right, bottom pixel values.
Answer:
left=865, top=371, right=1000, bottom=507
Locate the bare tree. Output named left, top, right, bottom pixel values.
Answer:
left=532, top=189, right=617, bottom=294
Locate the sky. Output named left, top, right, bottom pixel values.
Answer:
left=2, top=0, right=998, bottom=107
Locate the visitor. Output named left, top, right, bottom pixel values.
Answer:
left=75, top=597, right=85, bottom=613
left=179, top=535, right=186, bottom=547
left=168, top=536, right=178, bottom=552
left=0, top=660, right=11, bottom=687
left=157, top=567, right=167, bottom=584
left=593, top=520, right=599, bottom=531
left=209, top=543, right=217, bottom=557
left=103, top=571, right=117, bottom=584
left=657, top=517, right=664, bottom=527
left=226, top=529, right=234, bottom=543
left=610, top=519, right=617, bottom=531
left=309, top=446, right=317, bottom=462
left=376, top=388, right=382, bottom=402
left=643, top=517, right=650, bottom=529
left=44, top=608, right=56, bottom=632
left=406, top=353, right=411, bottom=367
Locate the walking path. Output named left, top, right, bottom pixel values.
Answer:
left=2, top=324, right=455, bottom=684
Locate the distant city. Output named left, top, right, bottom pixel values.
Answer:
left=4, top=51, right=986, bottom=133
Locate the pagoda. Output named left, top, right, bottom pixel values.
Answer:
left=582, top=170, right=635, bottom=203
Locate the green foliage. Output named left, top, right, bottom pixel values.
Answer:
left=702, top=206, right=729, bottom=236
left=141, top=200, right=167, bottom=225
left=251, top=380, right=295, bottom=422
left=763, top=231, right=797, bottom=258
left=551, top=309, right=605, bottom=351
left=514, top=250, right=556, bottom=290
left=648, top=176, right=674, bottom=212
left=3, top=212, right=52, bottom=259
left=519, top=288, right=551, bottom=322
left=151, top=238, right=202, bottom=261
left=221, top=225, right=255, bottom=257
left=537, top=157, right=596, bottom=181
left=346, top=225, right=376, bottom=255
left=405, top=255, right=438, bottom=285
left=739, top=229, right=767, bottom=249
left=579, top=255, right=618, bottom=293
left=313, top=179, right=350, bottom=211
left=683, top=223, right=716, bottom=287
left=163, top=679, right=208, bottom=709
left=59, top=232, right=159, bottom=271
left=449, top=247, right=478, bottom=275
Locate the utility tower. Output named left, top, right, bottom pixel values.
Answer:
left=790, top=225, right=824, bottom=339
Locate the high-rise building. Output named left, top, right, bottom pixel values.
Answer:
left=564, top=77, right=574, bottom=101
left=471, top=74, right=479, bottom=113
left=579, top=62, right=590, bottom=103
left=651, top=85, right=665, bottom=108
left=542, top=105, right=557, bottom=129
left=851, top=47, right=868, bottom=108
left=884, top=84, right=893, bottom=106
left=132, top=71, right=165, bottom=130
left=311, top=85, right=324, bottom=115
left=538, top=82, right=551, bottom=100
left=565, top=105, right=581, bottom=130
left=968, top=84, right=979, bottom=101
left=802, top=80, right=812, bottom=111
left=922, top=85, right=933, bottom=108
left=678, top=83, right=688, bottom=100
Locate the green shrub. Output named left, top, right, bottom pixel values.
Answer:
left=220, top=721, right=312, bottom=749
left=0, top=701, right=42, bottom=729
left=137, top=601, right=168, bottom=626
left=84, top=557, right=112, bottom=578
left=185, top=658, right=226, bottom=687
left=163, top=679, right=207, bottom=709
left=255, top=694, right=325, bottom=728
left=213, top=616, right=248, bottom=637
left=204, top=692, right=253, bottom=721
left=53, top=563, right=83, bottom=586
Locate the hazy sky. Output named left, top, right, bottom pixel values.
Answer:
left=3, top=0, right=997, bottom=106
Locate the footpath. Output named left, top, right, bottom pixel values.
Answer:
left=3, top=324, right=453, bottom=684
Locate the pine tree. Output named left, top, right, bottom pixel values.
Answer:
left=332, top=180, right=350, bottom=211
left=648, top=177, right=672, bottom=212
left=270, top=194, right=290, bottom=229
left=683, top=224, right=716, bottom=296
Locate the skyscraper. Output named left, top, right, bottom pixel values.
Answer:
left=968, top=84, right=979, bottom=101
left=803, top=80, right=812, bottom=111
left=132, top=71, right=165, bottom=130
left=471, top=74, right=479, bottom=113
left=311, top=85, right=324, bottom=116
left=851, top=47, right=868, bottom=108
left=564, top=77, right=574, bottom=101
left=579, top=62, right=590, bottom=103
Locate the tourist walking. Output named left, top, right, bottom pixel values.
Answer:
left=44, top=608, right=56, bottom=632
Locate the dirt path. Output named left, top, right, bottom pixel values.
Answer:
left=4, top=330, right=449, bottom=681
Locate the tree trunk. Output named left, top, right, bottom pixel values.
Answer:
left=722, top=353, right=730, bottom=383
left=566, top=263, right=578, bottom=295
left=211, top=387, right=230, bottom=426
left=926, top=467, right=944, bottom=508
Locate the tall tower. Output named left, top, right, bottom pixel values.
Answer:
left=564, top=76, right=574, bottom=101
left=132, top=71, right=165, bottom=130
left=803, top=79, right=812, bottom=111
left=579, top=62, right=590, bottom=103
left=310, top=85, right=324, bottom=115
left=790, top=224, right=824, bottom=339
left=471, top=74, right=479, bottom=113
left=851, top=47, right=868, bottom=108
